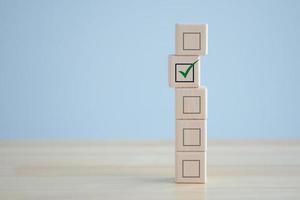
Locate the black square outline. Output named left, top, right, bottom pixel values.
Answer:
left=183, top=96, right=201, bottom=114
left=182, top=160, right=201, bottom=178
left=183, top=128, right=201, bottom=146
left=183, top=32, right=201, bottom=50
left=175, top=63, right=195, bottom=83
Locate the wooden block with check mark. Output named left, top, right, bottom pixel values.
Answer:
left=168, top=55, right=201, bottom=88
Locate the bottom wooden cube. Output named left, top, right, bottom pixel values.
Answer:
left=176, top=151, right=206, bottom=183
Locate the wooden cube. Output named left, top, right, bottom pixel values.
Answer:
left=176, top=24, right=208, bottom=56
left=168, top=55, right=201, bottom=88
left=176, top=87, right=207, bottom=119
left=176, top=151, right=206, bottom=183
left=176, top=119, right=206, bottom=152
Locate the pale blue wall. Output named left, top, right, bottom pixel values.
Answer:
left=1, top=0, right=300, bottom=138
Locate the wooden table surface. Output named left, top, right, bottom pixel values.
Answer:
left=0, top=140, right=299, bottom=200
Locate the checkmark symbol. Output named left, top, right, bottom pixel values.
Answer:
left=179, top=59, right=199, bottom=78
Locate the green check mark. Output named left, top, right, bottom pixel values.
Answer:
left=179, top=59, right=199, bottom=78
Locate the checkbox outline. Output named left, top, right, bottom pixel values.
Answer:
left=183, top=128, right=201, bottom=146
left=183, top=96, right=201, bottom=114
left=182, top=160, right=201, bottom=178
left=183, top=32, right=201, bottom=50
left=175, top=63, right=195, bottom=83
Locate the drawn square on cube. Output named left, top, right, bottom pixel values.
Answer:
left=182, top=160, right=200, bottom=178
left=183, top=96, right=201, bottom=114
left=176, top=152, right=206, bottom=183
left=176, top=24, right=208, bottom=56
left=176, top=120, right=206, bottom=151
left=183, top=128, right=201, bottom=146
left=168, top=55, right=200, bottom=88
left=175, top=63, right=194, bottom=82
left=183, top=32, right=201, bottom=50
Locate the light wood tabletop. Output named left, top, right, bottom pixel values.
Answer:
left=0, top=140, right=299, bottom=200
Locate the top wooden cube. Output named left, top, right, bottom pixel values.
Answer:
left=176, top=24, right=208, bottom=56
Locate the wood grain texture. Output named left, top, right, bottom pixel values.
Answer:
left=176, top=151, right=206, bottom=183
left=176, top=87, right=207, bottom=120
left=168, top=55, right=200, bottom=88
left=175, top=24, right=208, bottom=56
left=0, top=140, right=300, bottom=200
left=176, top=119, right=207, bottom=152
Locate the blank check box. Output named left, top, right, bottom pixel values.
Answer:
left=183, top=129, right=201, bottom=146
left=182, top=160, right=200, bottom=178
left=183, top=32, right=201, bottom=50
left=176, top=24, right=208, bottom=56
left=176, top=152, right=206, bottom=183
left=183, top=96, right=200, bottom=114
left=176, top=87, right=207, bottom=119
left=176, top=119, right=206, bottom=152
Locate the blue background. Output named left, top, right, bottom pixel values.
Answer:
left=1, top=0, right=299, bottom=139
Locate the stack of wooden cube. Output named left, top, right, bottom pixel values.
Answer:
left=168, top=24, right=208, bottom=183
